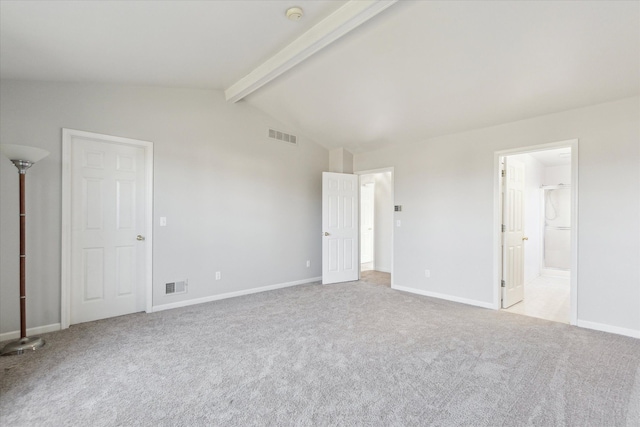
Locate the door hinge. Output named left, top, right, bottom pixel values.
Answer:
left=501, top=224, right=506, bottom=232
left=501, top=280, right=506, bottom=288
left=501, top=169, right=505, bottom=177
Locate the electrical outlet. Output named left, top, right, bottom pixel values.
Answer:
left=306, top=260, right=310, bottom=267
left=425, top=269, right=431, bottom=278
left=159, top=217, right=167, bottom=226
left=215, top=271, right=221, bottom=280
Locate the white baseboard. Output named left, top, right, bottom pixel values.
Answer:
left=152, top=276, right=321, bottom=313
left=0, top=323, right=61, bottom=342
left=577, top=320, right=640, bottom=339
left=392, top=285, right=494, bottom=309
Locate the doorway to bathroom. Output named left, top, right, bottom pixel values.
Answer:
left=495, top=141, right=578, bottom=325
left=357, top=168, right=394, bottom=288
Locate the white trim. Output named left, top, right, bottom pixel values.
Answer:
left=356, top=167, right=395, bottom=175
left=61, top=128, right=154, bottom=329
left=0, top=323, right=61, bottom=342
left=576, top=320, right=640, bottom=339
left=61, top=135, right=71, bottom=330
left=225, top=0, right=398, bottom=102
left=493, top=139, right=579, bottom=325
left=569, top=143, right=579, bottom=325
left=392, top=285, right=495, bottom=310
left=152, top=277, right=321, bottom=313
left=355, top=167, right=395, bottom=286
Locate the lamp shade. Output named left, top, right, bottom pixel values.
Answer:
left=0, top=144, right=50, bottom=163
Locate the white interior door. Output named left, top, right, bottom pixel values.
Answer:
left=322, top=172, right=359, bottom=284
left=360, top=183, right=374, bottom=264
left=502, top=157, right=526, bottom=308
left=69, top=136, right=147, bottom=324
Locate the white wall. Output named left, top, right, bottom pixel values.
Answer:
left=0, top=80, right=328, bottom=334
left=374, top=172, right=392, bottom=272
left=354, top=97, right=640, bottom=336
left=360, top=171, right=393, bottom=273
left=508, top=153, right=544, bottom=283
left=542, top=163, right=572, bottom=270
left=359, top=171, right=393, bottom=272
left=329, top=148, right=353, bottom=173
left=544, top=164, right=571, bottom=185
left=342, top=149, right=354, bottom=174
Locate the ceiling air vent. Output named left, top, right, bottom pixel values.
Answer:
left=268, top=128, right=297, bottom=145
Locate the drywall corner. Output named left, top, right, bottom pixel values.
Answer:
left=329, top=147, right=354, bottom=173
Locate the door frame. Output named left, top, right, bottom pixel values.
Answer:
left=355, top=167, right=395, bottom=285
left=493, top=139, right=578, bottom=325
left=61, top=128, right=154, bottom=329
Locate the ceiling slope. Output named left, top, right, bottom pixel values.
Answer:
left=245, top=1, right=640, bottom=152
left=1, top=1, right=638, bottom=153
left=0, top=0, right=346, bottom=89
left=225, top=0, right=397, bottom=102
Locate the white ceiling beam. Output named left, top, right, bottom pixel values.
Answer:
left=224, top=0, right=398, bottom=103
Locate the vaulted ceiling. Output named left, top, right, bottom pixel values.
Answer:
left=1, top=1, right=638, bottom=153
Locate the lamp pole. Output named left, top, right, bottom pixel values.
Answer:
left=19, top=168, right=28, bottom=340
left=1, top=145, right=49, bottom=356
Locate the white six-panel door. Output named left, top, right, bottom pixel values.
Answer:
left=502, top=158, right=526, bottom=308
left=69, top=136, right=147, bottom=324
left=322, top=172, right=359, bottom=284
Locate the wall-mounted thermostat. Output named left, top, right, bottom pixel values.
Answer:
left=395, top=205, right=402, bottom=212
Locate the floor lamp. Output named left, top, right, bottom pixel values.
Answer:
left=1, top=143, right=50, bottom=356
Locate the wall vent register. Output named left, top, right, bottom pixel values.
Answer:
left=165, top=280, right=187, bottom=295
left=268, top=128, right=297, bottom=145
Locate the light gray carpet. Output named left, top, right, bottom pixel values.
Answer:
left=2, top=272, right=639, bottom=426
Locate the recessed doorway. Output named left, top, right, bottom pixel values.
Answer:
left=494, top=141, right=578, bottom=325
left=61, top=129, right=154, bottom=329
left=357, top=168, right=394, bottom=287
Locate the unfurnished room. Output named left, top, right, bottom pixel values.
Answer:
left=0, top=1, right=639, bottom=426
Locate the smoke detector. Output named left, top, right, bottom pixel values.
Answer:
left=286, top=7, right=303, bottom=21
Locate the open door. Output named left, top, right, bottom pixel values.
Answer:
left=322, top=172, right=359, bottom=284
left=502, top=157, right=526, bottom=308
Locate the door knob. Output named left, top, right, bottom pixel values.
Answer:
left=522, top=236, right=529, bottom=241
left=324, top=232, right=330, bottom=236
left=137, top=235, right=145, bottom=241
